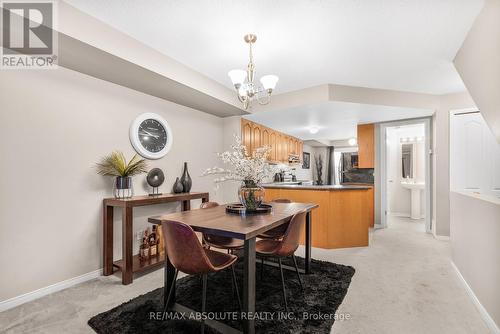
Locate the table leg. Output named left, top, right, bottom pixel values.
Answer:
left=182, top=200, right=191, bottom=211
left=305, top=211, right=312, bottom=275
left=103, top=204, right=114, bottom=276
left=243, top=238, right=256, bottom=334
left=164, top=254, right=176, bottom=308
left=122, top=206, right=133, bottom=285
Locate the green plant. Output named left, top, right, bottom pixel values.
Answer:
left=96, top=151, right=148, bottom=177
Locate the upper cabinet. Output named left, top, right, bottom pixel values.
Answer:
left=241, top=119, right=303, bottom=164
left=358, top=124, right=375, bottom=168
left=252, top=123, right=262, bottom=151
left=241, top=119, right=253, bottom=155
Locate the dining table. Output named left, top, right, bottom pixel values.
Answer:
left=148, top=201, right=318, bottom=334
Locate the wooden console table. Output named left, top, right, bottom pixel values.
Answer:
left=103, top=192, right=209, bottom=285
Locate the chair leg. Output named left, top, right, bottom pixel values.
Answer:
left=278, top=258, right=288, bottom=312
left=292, top=255, right=304, bottom=291
left=260, top=257, right=265, bottom=281
left=163, top=269, right=179, bottom=312
left=201, top=273, right=207, bottom=334
left=230, top=264, right=242, bottom=312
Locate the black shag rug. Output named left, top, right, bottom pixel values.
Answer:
left=88, top=257, right=354, bottom=334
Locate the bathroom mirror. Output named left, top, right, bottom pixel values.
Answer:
left=401, top=144, right=413, bottom=178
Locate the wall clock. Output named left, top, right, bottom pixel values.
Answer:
left=129, top=113, right=173, bottom=159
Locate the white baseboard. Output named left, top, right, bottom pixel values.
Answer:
left=432, top=230, right=450, bottom=241
left=0, top=268, right=102, bottom=313
left=388, top=212, right=425, bottom=220
left=451, top=261, right=500, bottom=334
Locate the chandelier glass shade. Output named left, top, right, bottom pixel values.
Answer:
left=228, top=34, right=279, bottom=110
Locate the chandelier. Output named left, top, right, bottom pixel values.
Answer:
left=228, top=34, right=279, bottom=110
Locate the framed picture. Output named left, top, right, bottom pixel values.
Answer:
left=302, top=152, right=311, bottom=169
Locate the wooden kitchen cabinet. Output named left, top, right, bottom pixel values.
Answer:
left=269, top=131, right=277, bottom=161
left=297, top=141, right=303, bottom=158
left=277, top=133, right=286, bottom=162
left=241, top=119, right=303, bottom=163
left=367, top=186, right=374, bottom=227
left=357, top=123, right=375, bottom=168
left=264, top=187, right=370, bottom=249
left=241, top=119, right=253, bottom=154
left=252, top=123, right=261, bottom=153
left=262, top=128, right=270, bottom=150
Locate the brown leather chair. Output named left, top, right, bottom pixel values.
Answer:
left=256, top=210, right=306, bottom=312
left=258, top=199, right=292, bottom=240
left=200, top=202, right=244, bottom=253
left=161, top=220, right=241, bottom=331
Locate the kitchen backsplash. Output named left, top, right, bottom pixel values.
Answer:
left=343, top=168, right=374, bottom=184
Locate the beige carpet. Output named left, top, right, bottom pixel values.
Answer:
left=0, top=216, right=490, bottom=333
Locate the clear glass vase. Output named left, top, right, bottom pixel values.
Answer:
left=239, top=181, right=265, bottom=211
left=114, top=176, right=133, bottom=199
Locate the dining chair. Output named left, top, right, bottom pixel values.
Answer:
left=256, top=210, right=306, bottom=312
left=161, top=220, right=241, bottom=333
left=200, top=202, right=244, bottom=253
left=258, top=198, right=292, bottom=240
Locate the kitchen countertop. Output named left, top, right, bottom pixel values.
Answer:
left=263, top=184, right=371, bottom=191
left=341, top=182, right=374, bottom=187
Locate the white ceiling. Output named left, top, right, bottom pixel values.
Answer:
left=245, top=101, right=433, bottom=141
left=66, top=0, right=484, bottom=95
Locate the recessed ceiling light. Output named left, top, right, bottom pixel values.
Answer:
left=309, top=127, right=319, bottom=134
left=348, top=138, right=357, bottom=146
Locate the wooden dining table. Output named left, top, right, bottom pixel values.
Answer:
left=148, top=201, right=318, bottom=334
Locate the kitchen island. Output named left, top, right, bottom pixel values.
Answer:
left=264, top=184, right=372, bottom=249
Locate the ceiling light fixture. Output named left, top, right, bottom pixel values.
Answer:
left=309, top=127, right=319, bottom=134
left=228, top=34, right=279, bottom=110
left=348, top=138, right=357, bottom=146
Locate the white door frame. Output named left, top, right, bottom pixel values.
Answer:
left=379, top=117, right=432, bottom=232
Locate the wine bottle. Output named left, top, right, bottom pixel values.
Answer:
left=149, top=225, right=158, bottom=257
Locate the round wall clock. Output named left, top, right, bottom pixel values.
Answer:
left=129, top=113, right=173, bottom=159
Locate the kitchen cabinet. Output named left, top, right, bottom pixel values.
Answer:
left=252, top=123, right=261, bottom=154
left=367, top=186, right=374, bottom=227
left=269, top=131, right=277, bottom=161
left=358, top=123, right=375, bottom=168
left=241, top=119, right=253, bottom=155
left=241, top=119, right=303, bottom=164
left=262, top=128, right=270, bottom=151
left=264, top=187, right=370, bottom=249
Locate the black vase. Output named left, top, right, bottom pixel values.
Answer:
left=173, top=177, right=184, bottom=194
left=180, top=162, right=192, bottom=192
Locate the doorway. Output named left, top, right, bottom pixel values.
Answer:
left=379, top=118, right=432, bottom=232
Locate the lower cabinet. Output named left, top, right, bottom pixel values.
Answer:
left=264, top=188, right=370, bottom=249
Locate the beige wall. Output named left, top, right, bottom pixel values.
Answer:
left=433, top=93, right=476, bottom=236
left=0, top=68, right=225, bottom=302
left=294, top=144, right=314, bottom=182
left=450, top=192, right=500, bottom=330
left=220, top=116, right=243, bottom=204
left=454, top=0, right=500, bottom=143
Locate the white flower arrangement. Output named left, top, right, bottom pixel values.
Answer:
left=203, top=135, right=275, bottom=186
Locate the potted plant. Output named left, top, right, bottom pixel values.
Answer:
left=96, top=151, right=148, bottom=199
left=203, top=136, right=275, bottom=210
